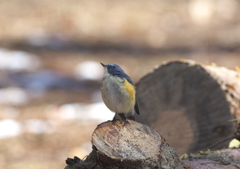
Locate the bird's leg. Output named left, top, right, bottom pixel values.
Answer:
left=118, top=113, right=130, bottom=125
left=118, top=113, right=127, bottom=121
left=112, top=115, right=118, bottom=124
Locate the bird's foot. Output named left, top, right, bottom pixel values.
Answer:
left=122, top=119, right=130, bottom=126
left=112, top=118, right=118, bottom=125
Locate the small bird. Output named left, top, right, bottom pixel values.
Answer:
left=100, top=63, right=140, bottom=121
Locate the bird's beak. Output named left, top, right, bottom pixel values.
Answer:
left=100, top=63, right=107, bottom=67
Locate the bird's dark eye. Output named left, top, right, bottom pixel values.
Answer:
left=112, top=66, right=115, bottom=68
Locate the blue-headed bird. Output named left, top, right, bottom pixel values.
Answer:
left=100, top=63, right=140, bottom=121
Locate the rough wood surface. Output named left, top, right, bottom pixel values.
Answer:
left=92, top=120, right=161, bottom=161
left=91, top=120, right=186, bottom=169
left=65, top=147, right=240, bottom=169
left=65, top=120, right=188, bottom=169
left=135, top=60, right=239, bottom=155
left=181, top=148, right=240, bottom=169
left=64, top=120, right=240, bottom=169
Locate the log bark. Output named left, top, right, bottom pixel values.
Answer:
left=65, top=147, right=240, bottom=169
left=135, top=60, right=239, bottom=155
left=181, top=148, right=240, bottom=169
left=65, top=120, right=189, bottom=169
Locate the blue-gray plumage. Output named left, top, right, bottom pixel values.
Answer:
left=100, top=63, right=139, bottom=121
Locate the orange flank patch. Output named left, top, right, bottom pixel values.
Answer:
left=123, top=78, right=135, bottom=100
left=235, top=66, right=240, bottom=73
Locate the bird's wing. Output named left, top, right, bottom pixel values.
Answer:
left=116, top=71, right=133, bottom=85
left=134, top=100, right=140, bottom=115
left=117, top=71, right=139, bottom=115
left=122, top=73, right=139, bottom=115
left=124, top=75, right=133, bottom=85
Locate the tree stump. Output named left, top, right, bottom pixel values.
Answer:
left=135, top=60, right=239, bottom=155
left=65, top=120, right=188, bottom=169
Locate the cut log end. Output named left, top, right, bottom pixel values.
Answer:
left=136, top=60, right=236, bottom=155
left=92, top=120, right=161, bottom=160
left=91, top=120, right=186, bottom=169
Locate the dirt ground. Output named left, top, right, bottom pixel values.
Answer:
left=1, top=0, right=240, bottom=169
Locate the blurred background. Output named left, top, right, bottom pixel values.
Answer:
left=1, top=0, right=240, bottom=168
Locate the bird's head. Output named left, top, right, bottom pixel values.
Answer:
left=100, top=63, right=125, bottom=76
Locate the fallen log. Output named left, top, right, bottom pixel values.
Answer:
left=65, top=120, right=189, bottom=169
left=64, top=120, right=240, bottom=169
left=135, top=60, right=239, bottom=155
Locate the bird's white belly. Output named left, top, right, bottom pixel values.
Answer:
left=101, top=76, right=134, bottom=113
